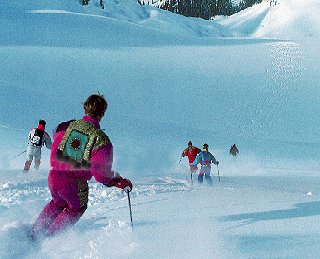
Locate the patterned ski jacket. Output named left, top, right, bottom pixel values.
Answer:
left=192, top=150, right=218, bottom=167
left=50, top=116, right=115, bottom=185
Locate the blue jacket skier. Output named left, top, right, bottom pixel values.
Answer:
left=192, top=143, right=219, bottom=184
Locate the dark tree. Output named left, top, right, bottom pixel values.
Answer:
left=153, top=0, right=262, bottom=20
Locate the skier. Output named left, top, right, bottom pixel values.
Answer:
left=191, top=143, right=219, bottom=184
left=24, top=119, right=52, bottom=172
left=229, top=144, right=239, bottom=157
left=270, top=0, right=278, bottom=7
left=100, top=0, right=104, bottom=9
left=181, top=141, right=201, bottom=175
left=31, top=94, right=133, bottom=238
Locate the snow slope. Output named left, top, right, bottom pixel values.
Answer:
left=1, top=0, right=320, bottom=258
left=217, top=0, right=320, bottom=39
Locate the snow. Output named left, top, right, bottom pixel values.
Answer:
left=1, top=0, right=320, bottom=258
left=217, top=0, right=320, bottom=39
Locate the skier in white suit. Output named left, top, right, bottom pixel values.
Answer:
left=24, top=120, right=52, bottom=172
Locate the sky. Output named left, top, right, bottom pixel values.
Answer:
left=0, top=0, right=320, bottom=258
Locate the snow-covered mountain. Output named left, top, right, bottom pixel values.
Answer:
left=217, top=0, right=320, bottom=39
left=1, top=0, right=320, bottom=258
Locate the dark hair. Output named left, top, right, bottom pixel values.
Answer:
left=39, top=120, right=46, bottom=126
left=84, top=94, right=108, bottom=118
left=188, top=141, right=192, bottom=146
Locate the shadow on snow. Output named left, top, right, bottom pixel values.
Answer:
left=220, top=201, right=320, bottom=224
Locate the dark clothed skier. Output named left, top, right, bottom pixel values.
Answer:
left=230, top=144, right=239, bottom=157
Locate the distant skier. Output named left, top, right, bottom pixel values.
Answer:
left=192, top=143, right=219, bottom=185
left=270, top=0, right=278, bottom=7
left=229, top=144, right=239, bottom=157
left=100, top=0, right=104, bottom=9
left=181, top=141, right=201, bottom=175
left=31, top=94, right=133, bottom=239
left=24, top=120, right=52, bottom=172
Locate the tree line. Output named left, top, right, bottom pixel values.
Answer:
left=138, top=0, right=263, bottom=20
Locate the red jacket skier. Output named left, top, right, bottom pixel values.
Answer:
left=181, top=141, right=201, bottom=173
left=31, top=94, right=133, bottom=238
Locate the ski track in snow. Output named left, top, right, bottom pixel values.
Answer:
left=264, top=41, right=304, bottom=134
left=0, top=173, right=203, bottom=211
left=237, top=40, right=304, bottom=140
left=1, top=171, right=316, bottom=210
left=0, top=172, right=192, bottom=258
left=1, top=170, right=320, bottom=258
left=267, top=41, right=303, bottom=104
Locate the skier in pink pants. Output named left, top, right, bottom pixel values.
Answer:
left=31, top=94, right=133, bottom=238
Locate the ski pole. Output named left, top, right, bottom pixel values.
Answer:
left=126, top=191, right=133, bottom=228
left=179, top=156, right=182, bottom=163
left=217, top=164, right=221, bottom=182
left=12, top=149, right=27, bottom=159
